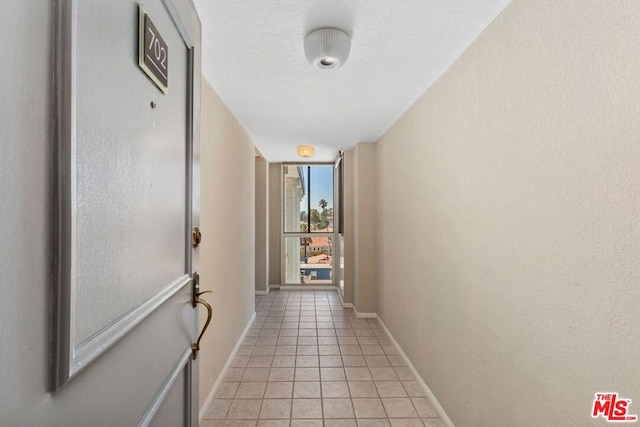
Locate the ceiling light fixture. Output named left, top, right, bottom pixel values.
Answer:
left=304, top=28, right=351, bottom=70
left=297, top=145, right=315, bottom=158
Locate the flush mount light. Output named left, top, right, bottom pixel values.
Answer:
left=304, top=28, right=351, bottom=70
left=297, top=145, right=315, bottom=158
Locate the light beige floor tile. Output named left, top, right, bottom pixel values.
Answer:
left=272, top=356, right=296, bottom=367
left=259, top=399, right=292, bottom=419
left=338, top=337, right=359, bottom=345
left=279, top=330, right=299, bottom=337
left=321, top=382, right=350, bottom=398
left=356, top=419, right=390, bottom=427
left=298, top=337, right=318, bottom=346
left=293, top=382, right=321, bottom=398
left=257, top=420, right=289, bottom=427
left=365, top=356, right=391, bottom=367
left=317, top=329, right=337, bottom=337
left=243, top=368, right=271, bottom=382
left=257, top=337, right=278, bottom=346
left=340, top=345, right=363, bottom=355
left=386, top=356, right=406, bottom=367
left=296, top=356, right=319, bottom=367
left=370, top=368, right=397, bottom=381
left=277, top=337, right=298, bottom=346
left=410, top=398, right=437, bottom=418
left=375, top=381, right=406, bottom=398
left=345, top=367, right=373, bottom=381
left=401, top=381, right=426, bottom=397
left=392, top=368, right=414, bottom=381
left=318, top=337, right=338, bottom=345
left=216, top=382, right=240, bottom=399
left=323, top=399, right=355, bottom=418
left=291, top=399, right=323, bottom=419
left=352, top=398, right=387, bottom=419
left=361, top=345, right=384, bottom=355
left=297, top=346, right=319, bottom=356
left=269, top=368, right=295, bottom=382
left=238, top=346, right=255, bottom=356
left=381, top=399, right=418, bottom=418
left=298, top=329, right=318, bottom=337
left=227, top=399, right=263, bottom=420
left=321, top=367, right=346, bottom=381
left=205, top=399, right=232, bottom=419
left=248, top=356, right=273, bottom=368
left=349, top=382, right=379, bottom=398
left=225, top=421, right=258, bottom=427
left=264, top=382, right=294, bottom=399
left=253, top=346, right=276, bottom=356
left=421, top=419, right=445, bottom=427
left=232, top=356, right=250, bottom=368
left=275, top=346, right=297, bottom=356
left=342, top=356, right=367, bottom=367
left=320, top=356, right=344, bottom=367
left=295, top=367, right=320, bottom=381
left=324, top=420, right=357, bottom=427
left=235, top=382, right=267, bottom=399
left=382, top=345, right=399, bottom=355
left=319, top=345, right=341, bottom=355
left=389, top=420, right=423, bottom=427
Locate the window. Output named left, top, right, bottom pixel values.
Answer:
left=282, top=164, right=334, bottom=285
left=283, top=165, right=334, bottom=234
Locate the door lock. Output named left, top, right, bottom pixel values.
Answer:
left=192, top=227, right=202, bottom=248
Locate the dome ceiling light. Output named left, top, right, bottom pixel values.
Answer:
left=297, top=145, right=315, bottom=158
left=304, top=28, right=351, bottom=70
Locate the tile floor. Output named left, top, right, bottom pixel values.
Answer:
left=201, top=290, right=445, bottom=427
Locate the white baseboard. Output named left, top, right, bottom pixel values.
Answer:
left=377, top=317, right=455, bottom=427
left=279, top=285, right=337, bottom=291
left=352, top=305, right=377, bottom=319
left=269, top=284, right=280, bottom=290
left=199, top=311, right=257, bottom=423
left=255, top=290, right=269, bottom=296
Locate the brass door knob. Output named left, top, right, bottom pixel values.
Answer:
left=192, top=227, right=202, bottom=248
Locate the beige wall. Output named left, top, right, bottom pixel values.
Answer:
left=199, top=77, right=255, bottom=408
left=351, top=144, right=377, bottom=313
left=342, top=150, right=355, bottom=304
left=255, top=156, right=269, bottom=292
left=268, top=163, right=282, bottom=286
left=376, top=1, right=640, bottom=426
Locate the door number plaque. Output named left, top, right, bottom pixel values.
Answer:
left=138, top=5, right=168, bottom=93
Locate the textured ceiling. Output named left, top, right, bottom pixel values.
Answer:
left=194, top=0, right=512, bottom=162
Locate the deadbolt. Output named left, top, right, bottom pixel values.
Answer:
left=192, top=227, right=202, bottom=248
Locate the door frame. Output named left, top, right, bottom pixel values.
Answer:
left=52, top=0, right=201, bottom=423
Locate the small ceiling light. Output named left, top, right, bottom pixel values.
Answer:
left=297, top=145, right=315, bottom=158
left=304, top=28, right=351, bottom=70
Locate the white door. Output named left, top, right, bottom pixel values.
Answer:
left=52, top=0, right=202, bottom=425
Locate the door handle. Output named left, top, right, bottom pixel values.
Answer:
left=191, top=272, right=212, bottom=360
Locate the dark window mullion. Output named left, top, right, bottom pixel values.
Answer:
left=307, top=166, right=311, bottom=233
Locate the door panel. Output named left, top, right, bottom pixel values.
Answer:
left=53, top=0, right=201, bottom=425
left=74, top=0, right=188, bottom=345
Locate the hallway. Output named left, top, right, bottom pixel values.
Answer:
left=201, top=290, right=444, bottom=427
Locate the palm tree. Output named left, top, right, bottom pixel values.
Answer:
left=319, top=199, right=328, bottom=210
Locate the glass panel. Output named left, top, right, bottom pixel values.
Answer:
left=285, top=237, right=333, bottom=285
left=283, top=166, right=308, bottom=233
left=309, top=166, right=334, bottom=232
